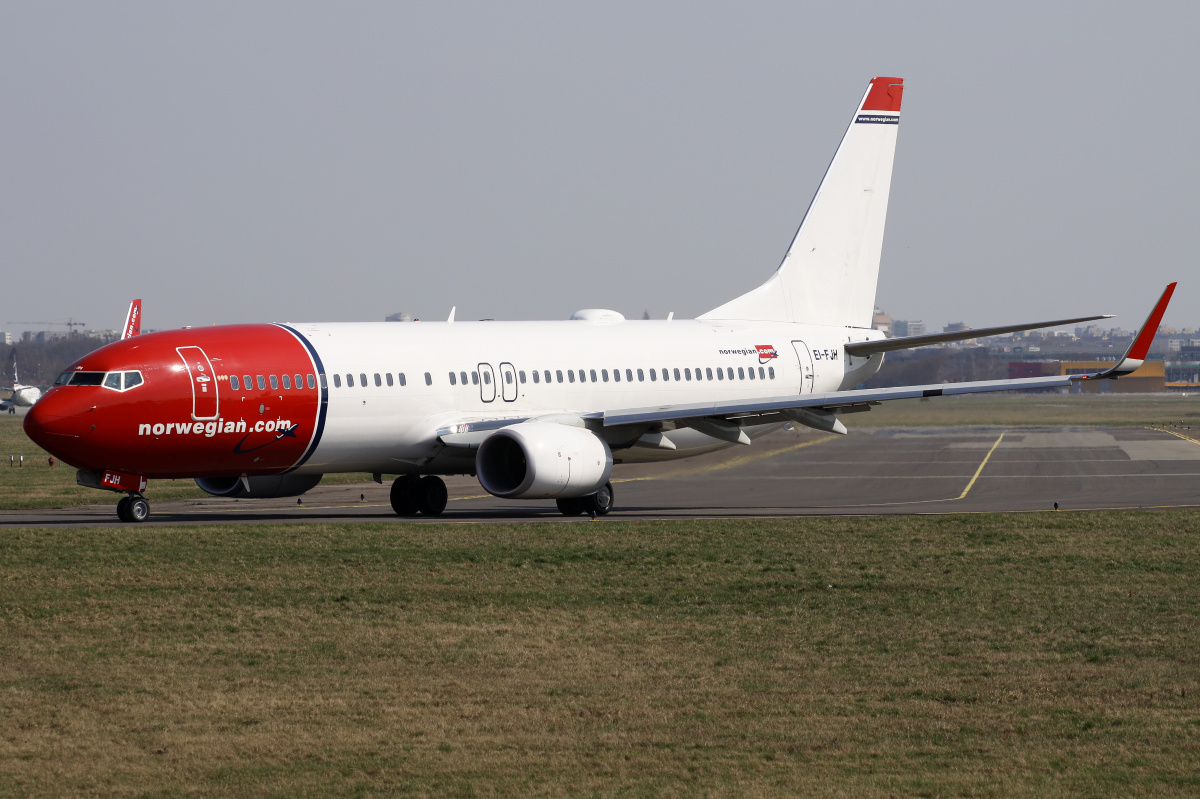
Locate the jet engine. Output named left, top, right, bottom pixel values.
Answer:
left=195, top=473, right=323, bottom=498
left=476, top=422, right=612, bottom=499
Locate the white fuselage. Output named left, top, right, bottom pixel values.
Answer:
left=291, top=317, right=886, bottom=474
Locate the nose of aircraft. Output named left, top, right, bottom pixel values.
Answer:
left=23, top=389, right=90, bottom=456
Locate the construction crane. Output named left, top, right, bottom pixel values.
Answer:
left=7, top=319, right=87, bottom=334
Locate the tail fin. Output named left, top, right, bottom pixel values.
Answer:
left=701, top=76, right=903, bottom=327
left=122, top=299, right=142, bottom=340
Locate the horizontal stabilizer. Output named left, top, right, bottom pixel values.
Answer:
left=845, top=313, right=1114, bottom=356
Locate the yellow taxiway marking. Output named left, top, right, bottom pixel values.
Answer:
left=1147, top=426, right=1200, bottom=446
left=956, top=430, right=1006, bottom=500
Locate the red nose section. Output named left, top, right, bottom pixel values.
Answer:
left=24, top=389, right=91, bottom=462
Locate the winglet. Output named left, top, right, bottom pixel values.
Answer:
left=1088, top=283, right=1176, bottom=379
left=121, top=299, right=142, bottom=340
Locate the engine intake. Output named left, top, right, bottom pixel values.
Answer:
left=195, top=473, right=322, bottom=499
left=476, top=422, right=612, bottom=499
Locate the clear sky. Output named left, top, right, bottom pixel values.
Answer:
left=2, top=1, right=1195, bottom=335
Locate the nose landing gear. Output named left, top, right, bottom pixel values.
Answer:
left=116, top=494, right=150, bottom=523
left=390, top=475, right=448, bottom=516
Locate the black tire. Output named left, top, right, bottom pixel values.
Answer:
left=127, top=497, right=150, bottom=523
left=390, top=476, right=420, bottom=516
left=588, top=482, right=614, bottom=516
left=417, top=476, right=448, bottom=516
left=116, top=496, right=132, bottom=522
left=556, top=497, right=585, bottom=516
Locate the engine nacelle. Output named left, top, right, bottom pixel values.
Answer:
left=194, top=473, right=323, bottom=499
left=476, top=422, right=612, bottom=499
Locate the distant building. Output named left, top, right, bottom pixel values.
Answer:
left=385, top=312, right=414, bottom=322
left=871, top=307, right=892, bottom=336
left=0, top=331, right=10, bottom=346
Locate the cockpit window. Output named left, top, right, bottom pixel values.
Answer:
left=124, top=372, right=143, bottom=389
left=104, top=373, right=122, bottom=390
left=68, top=372, right=106, bottom=386
left=54, top=372, right=72, bottom=386
left=60, top=370, right=144, bottom=391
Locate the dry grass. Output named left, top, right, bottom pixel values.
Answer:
left=1, top=514, right=1198, bottom=796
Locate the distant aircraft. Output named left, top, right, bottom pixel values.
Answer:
left=1, top=352, right=42, bottom=413
left=24, top=77, right=1177, bottom=522
left=121, top=299, right=141, bottom=340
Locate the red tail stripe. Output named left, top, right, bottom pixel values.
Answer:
left=861, top=77, right=903, bottom=112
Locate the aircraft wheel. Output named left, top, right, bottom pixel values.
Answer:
left=417, top=476, right=448, bottom=516
left=127, top=497, right=150, bottom=523
left=588, top=482, right=614, bottom=516
left=116, top=495, right=132, bottom=522
left=556, top=497, right=586, bottom=516
left=390, top=476, right=420, bottom=516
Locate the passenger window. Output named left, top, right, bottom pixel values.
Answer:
left=684, top=368, right=691, bottom=381
left=399, top=373, right=407, bottom=386
left=590, top=369, right=597, bottom=382
left=282, top=374, right=291, bottom=389
left=577, top=370, right=585, bottom=383
left=346, top=374, right=354, bottom=387
left=471, top=371, right=479, bottom=385
left=556, top=370, right=563, bottom=383
left=544, top=370, right=551, bottom=383
left=758, top=367, right=765, bottom=379
left=518, top=371, right=525, bottom=383
left=230, top=375, right=240, bottom=391
left=693, top=367, right=701, bottom=381
left=244, top=375, right=253, bottom=390
left=360, top=373, right=367, bottom=387
left=505, top=372, right=512, bottom=384
left=717, top=368, right=723, bottom=381
left=612, top=369, right=619, bottom=383
left=460, top=371, right=467, bottom=385
left=104, top=372, right=122, bottom=390
left=374, top=373, right=381, bottom=387
left=270, top=375, right=279, bottom=390
left=673, top=368, right=681, bottom=381
left=738, top=367, right=745, bottom=380
left=386, top=373, right=393, bottom=387
left=295, top=373, right=303, bottom=388
left=309, top=374, right=318, bottom=389
left=333, top=374, right=342, bottom=388
left=483, top=371, right=491, bottom=385
left=727, top=368, right=734, bottom=380
left=568, top=370, right=576, bottom=383
left=649, top=369, right=656, bottom=381
left=769, top=367, right=775, bottom=379
left=637, top=369, right=643, bottom=382
left=601, top=369, right=608, bottom=382
left=532, top=370, right=540, bottom=384
left=425, top=372, right=432, bottom=386
left=706, top=367, right=713, bottom=380
left=319, top=374, right=327, bottom=389
left=449, top=372, right=457, bottom=385
left=124, top=371, right=143, bottom=389
left=257, top=375, right=266, bottom=390
left=662, top=369, right=669, bottom=382
left=748, top=367, right=755, bottom=380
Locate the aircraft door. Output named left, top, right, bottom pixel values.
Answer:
left=478, top=363, right=496, bottom=402
left=790, top=341, right=815, bottom=394
left=499, top=362, right=517, bottom=402
left=177, top=346, right=219, bottom=419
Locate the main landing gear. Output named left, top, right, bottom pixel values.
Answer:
left=390, top=475, right=448, bottom=516
left=556, top=482, right=614, bottom=517
left=116, top=494, right=150, bottom=523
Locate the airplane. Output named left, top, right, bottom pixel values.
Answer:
left=1, top=351, right=42, bottom=413
left=23, top=77, right=1177, bottom=523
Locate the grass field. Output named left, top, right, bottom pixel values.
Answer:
left=1, top=514, right=1198, bottom=796
left=2, top=394, right=1198, bottom=510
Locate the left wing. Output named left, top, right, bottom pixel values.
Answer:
left=602, top=283, right=1177, bottom=437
